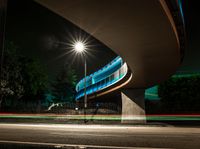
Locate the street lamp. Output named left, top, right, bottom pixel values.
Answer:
left=73, top=41, right=87, bottom=123
left=74, top=41, right=85, bottom=53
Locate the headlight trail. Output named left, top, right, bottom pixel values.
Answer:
left=0, top=113, right=200, bottom=121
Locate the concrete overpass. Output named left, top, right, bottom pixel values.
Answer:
left=35, top=0, right=185, bottom=123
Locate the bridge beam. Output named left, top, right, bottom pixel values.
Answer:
left=121, top=89, right=146, bottom=124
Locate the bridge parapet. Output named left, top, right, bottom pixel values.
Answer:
left=75, top=56, right=129, bottom=101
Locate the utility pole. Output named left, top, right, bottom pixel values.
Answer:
left=0, top=0, right=7, bottom=108
left=84, top=58, right=87, bottom=123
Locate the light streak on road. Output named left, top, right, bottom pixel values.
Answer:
left=0, top=113, right=200, bottom=121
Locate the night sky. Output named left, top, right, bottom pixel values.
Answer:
left=5, top=0, right=117, bottom=80
left=5, top=0, right=200, bottom=81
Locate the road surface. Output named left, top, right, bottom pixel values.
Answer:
left=0, top=123, right=200, bottom=149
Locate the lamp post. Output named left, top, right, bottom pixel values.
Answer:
left=74, top=41, right=87, bottom=123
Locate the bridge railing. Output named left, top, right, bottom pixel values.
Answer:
left=75, top=57, right=128, bottom=100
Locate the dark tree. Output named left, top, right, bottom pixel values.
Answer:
left=0, top=42, right=23, bottom=108
left=0, top=41, right=48, bottom=109
left=158, top=75, right=200, bottom=113
left=51, top=65, right=77, bottom=103
left=20, top=58, right=48, bottom=98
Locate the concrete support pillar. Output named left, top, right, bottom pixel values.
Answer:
left=121, top=88, right=146, bottom=124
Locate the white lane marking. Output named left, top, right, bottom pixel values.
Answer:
left=0, top=140, right=173, bottom=149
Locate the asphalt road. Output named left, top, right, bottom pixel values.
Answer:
left=0, top=124, right=200, bottom=149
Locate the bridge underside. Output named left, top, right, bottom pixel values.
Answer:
left=35, top=0, right=180, bottom=88
left=35, top=0, right=182, bottom=124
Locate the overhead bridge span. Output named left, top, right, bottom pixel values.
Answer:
left=35, top=0, right=185, bottom=123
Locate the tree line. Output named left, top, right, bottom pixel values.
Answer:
left=158, top=75, right=200, bottom=113
left=0, top=41, right=77, bottom=112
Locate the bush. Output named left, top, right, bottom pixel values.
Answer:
left=158, top=75, right=200, bottom=113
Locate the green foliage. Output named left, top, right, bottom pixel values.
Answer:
left=158, top=75, right=200, bottom=112
left=1, top=41, right=24, bottom=99
left=51, top=65, right=77, bottom=103
left=0, top=41, right=48, bottom=108
left=20, top=58, right=48, bottom=97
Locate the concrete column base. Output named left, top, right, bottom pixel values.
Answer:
left=121, top=89, right=146, bottom=124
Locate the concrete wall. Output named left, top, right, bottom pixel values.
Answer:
left=121, top=89, right=146, bottom=124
